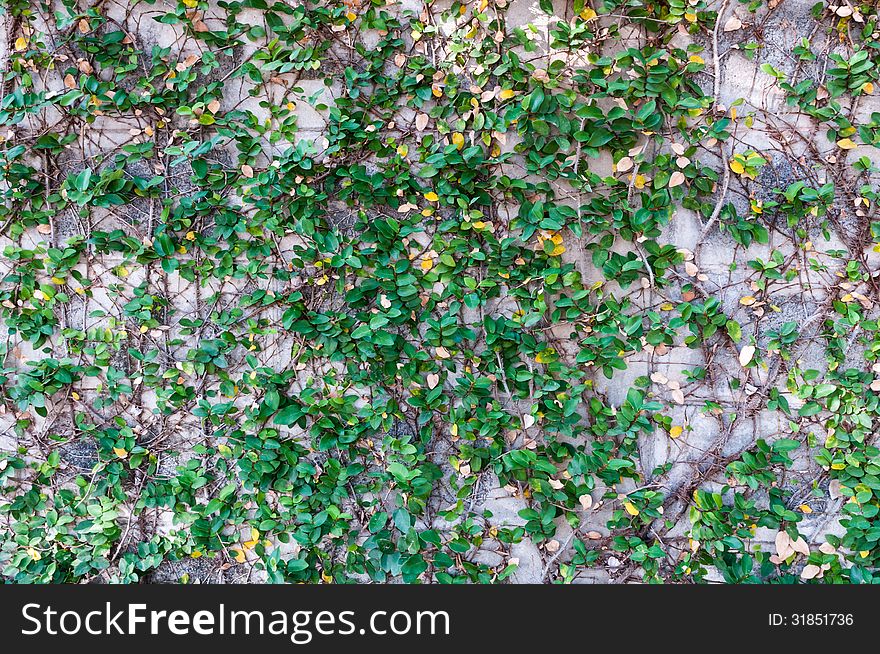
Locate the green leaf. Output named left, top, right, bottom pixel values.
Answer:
left=274, top=405, right=303, bottom=426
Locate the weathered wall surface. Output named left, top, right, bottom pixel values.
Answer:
left=1, top=0, right=879, bottom=584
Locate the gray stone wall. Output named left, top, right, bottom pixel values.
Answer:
left=1, top=0, right=876, bottom=583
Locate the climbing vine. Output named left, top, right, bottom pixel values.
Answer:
left=2, top=0, right=880, bottom=584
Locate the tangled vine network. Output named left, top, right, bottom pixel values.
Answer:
left=2, top=0, right=880, bottom=584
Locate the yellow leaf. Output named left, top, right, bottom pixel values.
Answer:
left=451, top=132, right=465, bottom=150
left=243, top=527, right=260, bottom=550
left=183, top=0, right=198, bottom=6
left=580, top=7, right=598, bottom=20
left=50, top=276, right=65, bottom=285
left=424, top=191, right=439, bottom=202
left=861, top=550, right=870, bottom=558
left=837, top=138, right=858, bottom=150
left=420, top=258, right=433, bottom=271
left=659, top=302, right=674, bottom=311
left=623, top=501, right=640, bottom=516
left=450, top=424, right=459, bottom=437
left=346, top=11, right=357, bottom=21
left=730, top=160, right=745, bottom=174
left=396, top=144, right=408, bottom=157
left=684, top=12, right=697, bottom=22
left=669, top=425, right=683, bottom=439
left=535, top=349, right=556, bottom=364
left=863, top=82, right=874, bottom=94
left=634, top=174, right=646, bottom=189
left=499, top=89, right=515, bottom=100
left=798, top=504, right=813, bottom=513
left=14, top=37, right=27, bottom=52
left=232, top=548, right=246, bottom=563
left=113, top=447, right=128, bottom=458
left=740, top=295, right=756, bottom=306
left=688, top=55, right=705, bottom=65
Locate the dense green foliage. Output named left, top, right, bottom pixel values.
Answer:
left=3, top=0, right=880, bottom=584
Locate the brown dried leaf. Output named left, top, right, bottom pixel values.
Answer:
left=668, top=171, right=686, bottom=188
left=791, top=536, right=810, bottom=557
left=723, top=16, right=742, bottom=31
left=775, top=530, right=794, bottom=559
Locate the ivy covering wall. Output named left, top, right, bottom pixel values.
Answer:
left=2, top=0, right=880, bottom=584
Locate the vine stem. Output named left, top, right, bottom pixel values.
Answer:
left=696, top=0, right=733, bottom=262
left=540, top=529, right=576, bottom=582
left=712, top=0, right=730, bottom=111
